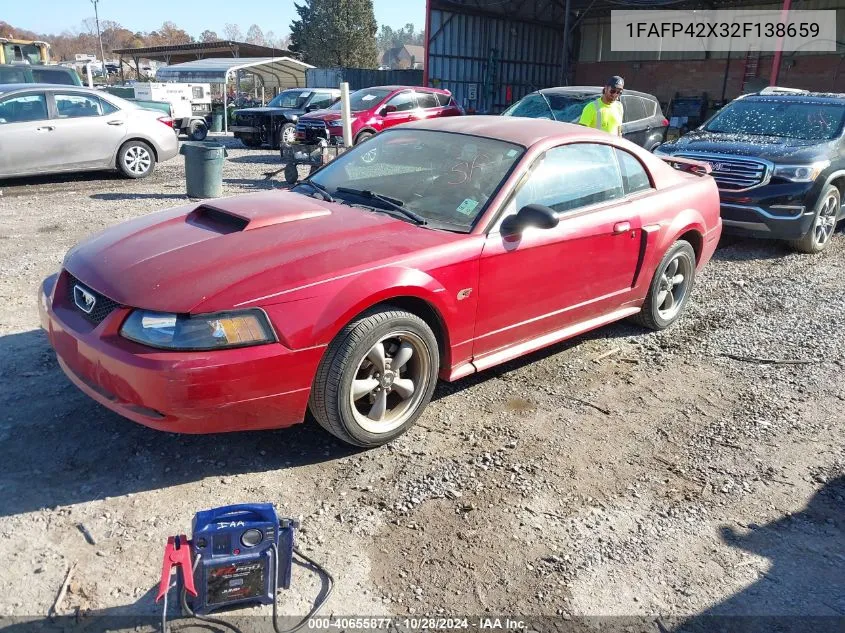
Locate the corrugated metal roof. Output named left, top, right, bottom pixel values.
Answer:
left=155, top=57, right=312, bottom=90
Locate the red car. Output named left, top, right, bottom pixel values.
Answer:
left=39, top=117, right=721, bottom=447
left=295, top=85, right=462, bottom=148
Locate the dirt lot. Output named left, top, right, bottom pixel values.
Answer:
left=0, top=135, right=842, bottom=632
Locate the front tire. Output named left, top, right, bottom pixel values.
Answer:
left=117, top=140, right=155, bottom=179
left=633, top=240, right=696, bottom=330
left=787, top=184, right=839, bottom=254
left=309, top=307, right=440, bottom=447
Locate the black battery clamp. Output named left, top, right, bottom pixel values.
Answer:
left=156, top=503, right=333, bottom=633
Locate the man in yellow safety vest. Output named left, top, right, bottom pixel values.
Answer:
left=578, top=76, right=624, bottom=137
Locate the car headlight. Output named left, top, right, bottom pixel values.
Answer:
left=120, top=309, right=275, bottom=350
left=327, top=120, right=342, bottom=128
left=773, top=161, right=829, bottom=182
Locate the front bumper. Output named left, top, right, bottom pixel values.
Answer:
left=38, top=272, right=325, bottom=435
left=719, top=181, right=817, bottom=239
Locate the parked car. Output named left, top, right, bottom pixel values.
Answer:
left=230, top=88, right=341, bottom=148
left=0, top=62, right=82, bottom=86
left=655, top=87, right=845, bottom=253
left=0, top=84, right=178, bottom=179
left=295, top=85, right=463, bottom=147
left=38, top=117, right=720, bottom=447
left=502, top=87, right=668, bottom=151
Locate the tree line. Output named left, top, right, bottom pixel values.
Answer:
left=2, top=0, right=425, bottom=69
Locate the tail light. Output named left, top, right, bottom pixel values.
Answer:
left=157, top=116, right=174, bottom=128
left=662, top=117, right=669, bottom=127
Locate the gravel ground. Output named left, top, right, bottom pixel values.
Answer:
left=0, top=134, right=842, bottom=632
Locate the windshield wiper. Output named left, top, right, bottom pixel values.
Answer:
left=299, top=179, right=334, bottom=202
left=335, top=187, right=427, bottom=225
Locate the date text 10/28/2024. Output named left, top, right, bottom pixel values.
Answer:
left=306, top=618, right=527, bottom=630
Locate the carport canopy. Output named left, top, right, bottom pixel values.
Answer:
left=156, top=57, right=314, bottom=132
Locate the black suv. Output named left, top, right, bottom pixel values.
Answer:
left=502, top=86, right=668, bottom=150
left=655, top=88, right=845, bottom=253
left=230, top=88, right=340, bottom=149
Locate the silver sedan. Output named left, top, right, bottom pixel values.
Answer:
left=0, top=83, right=178, bottom=179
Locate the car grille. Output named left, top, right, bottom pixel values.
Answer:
left=675, top=153, right=770, bottom=191
left=296, top=119, right=331, bottom=142
left=66, top=273, right=121, bottom=325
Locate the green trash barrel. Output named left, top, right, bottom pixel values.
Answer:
left=179, top=142, right=228, bottom=198
left=210, top=112, right=223, bottom=133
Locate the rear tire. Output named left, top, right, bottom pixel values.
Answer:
left=117, top=140, right=155, bottom=179
left=787, top=184, right=839, bottom=254
left=309, top=307, right=440, bottom=447
left=633, top=240, right=696, bottom=331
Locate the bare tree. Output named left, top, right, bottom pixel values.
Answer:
left=245, top=24, right=265, bottom=46
left=199, top=29, right=219, bottom=42
left=223, top=23, right=242, bottom=41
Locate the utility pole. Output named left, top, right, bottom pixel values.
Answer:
left=90, top=0, right=107, bottom=74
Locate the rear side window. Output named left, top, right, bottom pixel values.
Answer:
left=615, top=148, right=652, bottom=195
left=55, top=93, right=105, bottom=118
left=0, top=93, right=48, bottom=123
left=386, top=91, right=417, bottom=112
left=415, top=91, right=439, bottom=109
left=622, top=95, right=647, bottom=123
left=0, top=67, right=28, bottom=83
left=100, top=98, right=119, bottom=115
left=642, top=97, right=658, bottom=118
left=32, top=68, right=76, bottom=85
left=435, top=93, right=453, bottom=107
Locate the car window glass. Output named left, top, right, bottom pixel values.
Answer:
left=615, top=148, right=652, bottom=195
left=0, top=93, right=48, bottom=123
left=415, top=91, right=439, bottom=109
left=435, top=93, right=452, bottom=107
left=386, top=91, right=417, bottom=112
left=0, top=67, right=29, bottom=83
left=622, top=95, right=646, bottom=123
left=100, top=98, right=119, bottom=115
left=31, top=68, right=75, bottom=85
left=641, top=97, right=657, bottom=118
left=502, top=94, right=553, bottom=119
left=55, top=93, right=104, bottom=118
left=309, top=92, right=336, bottom=109
left=514, top=143, right=624, bottom=214
left=544, top=93, right=593, bottom=122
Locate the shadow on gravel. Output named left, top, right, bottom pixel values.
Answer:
left=228, top=154, right=283, bottom=165
left=668, top=475, right=845, bottom=633
left=0, top=171, right=124, bottom=188
left=0, top=329, right=358, bottom=519
left=90, top=193, right=191, bottom=202
left=224, top=177, right=287, bottom=190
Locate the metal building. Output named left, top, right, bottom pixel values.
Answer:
left=424, top=0, right=845, bottom=112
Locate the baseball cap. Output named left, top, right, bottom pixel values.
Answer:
left=606, top=76, right=624, bottom=89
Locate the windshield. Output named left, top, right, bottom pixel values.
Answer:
left=329, top=88, right=393, bottom=112
left=268, top=90, right=311, bottom=109
left=302, top=129, right=525, bottom=231
left=502, top=93, right=592, bottom=122
left=705, top=99, right=845, bottom=141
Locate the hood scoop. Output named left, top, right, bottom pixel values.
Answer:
left=185, top=192, right=332, bottom=234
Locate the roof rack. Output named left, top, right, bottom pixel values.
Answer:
left=758, top=86, right=809, bottom=95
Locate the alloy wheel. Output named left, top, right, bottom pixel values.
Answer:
left=813, top=193, right=838, bottom=248
left=124, top=146, right=152, bottom=175
left=656, top=253, right=692, bottom=321
left=349, top=331, right=431, bottom=434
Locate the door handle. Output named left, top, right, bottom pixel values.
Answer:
left=106, top=120, right=125, bottom=126
left=613, top=221, right=631, bottom=234
left=35, top=126, right=55, bottom=132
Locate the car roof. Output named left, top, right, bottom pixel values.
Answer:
left=357, top=85, right=450, bottom=94
left=742, top=92, right=845, bottom=105
left=0, top=82, right=83, bottom=92
left=401, top=114, right=616, bottom=147
left=538, top=86, right=657, bottom=100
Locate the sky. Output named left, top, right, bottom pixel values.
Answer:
left=4, top=0, right=426, bottom=38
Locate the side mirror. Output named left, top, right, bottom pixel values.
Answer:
left=380, top=104, right=397, bottom=116
left=501, top=204, right=559, bottom=235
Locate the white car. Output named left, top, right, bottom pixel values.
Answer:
left=0, top=83, right=179, bottom=179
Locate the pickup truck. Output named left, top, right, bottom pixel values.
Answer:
left=0, top=63, right=82, bottom=86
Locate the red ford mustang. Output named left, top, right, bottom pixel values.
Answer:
left=39, top=117, right=721, bottom=447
